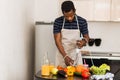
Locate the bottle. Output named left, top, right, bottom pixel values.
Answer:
left=41, top=52, right=50, bottom=76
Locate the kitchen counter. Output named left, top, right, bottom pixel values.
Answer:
left=34, top=71, right=117, bottom=80
left=34, top=71, right=90, bottom=80
left=35, top=22, right=53, bottom=25
left=82, top=51, right=120, bottom=60
left=34, top=52, right=120, bottom=80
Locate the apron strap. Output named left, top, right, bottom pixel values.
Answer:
left=62, top=18, right=65, bottom=29
left=62, top=15, right=79, bottom=29
left=62, top=15, right=81, bottom=37
left=75, top=15, right=79, bottom=30
left=75, top=15, right=82, bottom=37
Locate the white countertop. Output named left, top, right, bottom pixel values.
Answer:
left=82, top=51, right=120, bottom=60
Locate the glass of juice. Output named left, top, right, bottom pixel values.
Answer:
left=41, top=64, right=50, bottom=76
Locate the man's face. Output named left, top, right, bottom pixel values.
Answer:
left=63, top=10, right=75, bottom=22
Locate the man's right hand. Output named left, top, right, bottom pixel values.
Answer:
left=64, top=56, right=74, bottom=66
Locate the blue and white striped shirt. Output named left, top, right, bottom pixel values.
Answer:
left=53, top=15, right=89, bottom=36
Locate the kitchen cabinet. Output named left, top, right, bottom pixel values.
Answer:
left=59, top=0, right=120, bottom=21
left=73, top=0, right=94, bottom=21
left=74, top=0, right=111, bottom=21
left=111, top=0, right=120, bottom=21
left=93, top=0, right=120, bottom=21
left=93, top=0, right=111, bottom=21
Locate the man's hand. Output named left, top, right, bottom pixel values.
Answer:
left=64, top=56, right=74, bottom=66
left=76, top=39, right=86, bottom=49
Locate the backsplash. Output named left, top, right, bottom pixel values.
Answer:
left=81, top=21, right=120, bottom=52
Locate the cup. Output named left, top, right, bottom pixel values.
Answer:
left=88, top=38, right=95, bottom=46
left=95, top=38, right=102, bottom=46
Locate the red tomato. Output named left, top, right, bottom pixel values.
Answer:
left=82, top=68, right=89, bottom=72
left=81, top=71, right=90, bottom=78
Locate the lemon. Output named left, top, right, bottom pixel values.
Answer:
left=51, top=68, right=58, bottom=75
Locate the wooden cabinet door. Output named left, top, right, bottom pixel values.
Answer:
left=111, top=0, right=120, bottom=21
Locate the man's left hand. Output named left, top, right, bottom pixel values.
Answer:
left=76, top=39, right=86, bottom=48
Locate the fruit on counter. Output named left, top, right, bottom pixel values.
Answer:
left=90, top=65, right=99, bottom=75
left=81, top=70, right=90, bottom=78
left=57, top=70, right=67, bottom=77
left=57, top=65, right=64, bottom=70
left=67, top=66, right=76, bottom=76
left=51, top=68, right=58, bottom=75
left=53, top=65, right=90, bottom=78
left=56, top=65, right=76, bottom=76
left=90, top=63, right=110, bottom=75
left=75, top=65, right=90, bottom=78
left=76, top=65, right=84, bottom=73
left=63, top=67, right=68, bottom=73
left=75, top=65, right=89, bottom=73
left=67, top=66, right=76, bottom=72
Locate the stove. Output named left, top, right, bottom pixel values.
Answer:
left=81, top=51, right=120, bottom=80
left=82, top=51, right=120, bottom=60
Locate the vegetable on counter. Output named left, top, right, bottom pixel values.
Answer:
left=57, top=70, right=67, bottom=78
left=50, top=65, right=91, bottom=78
left=81, top=70, right=90, bottom=78
left=75, top=65, right=90, bottom=78
left=66, top=66, right=75, bottom=76
left=90, top=63, right=110, bottom=75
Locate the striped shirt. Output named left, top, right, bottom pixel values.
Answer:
left=53, top=15, right=89, bottom=36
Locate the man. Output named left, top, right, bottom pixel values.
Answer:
left=53, top=0, right=89, bottom=67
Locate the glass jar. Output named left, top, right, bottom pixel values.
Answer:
left=41, top=52, right=50, bottom=76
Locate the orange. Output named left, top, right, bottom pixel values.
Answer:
left=57, top=65, right=64, bottom=70
left=75, top=65, right=85, bottom=73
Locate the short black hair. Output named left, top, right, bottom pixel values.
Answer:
left=61, top=0, right=75, bottom=13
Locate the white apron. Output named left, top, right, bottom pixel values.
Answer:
left=55, top=15, right=83, bottom=67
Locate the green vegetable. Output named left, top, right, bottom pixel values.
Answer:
left=74, top=72, right=81, bottom=76
left=90, top=63, right=110, bottom=75
left=99, top=63, right=110, bottom=71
